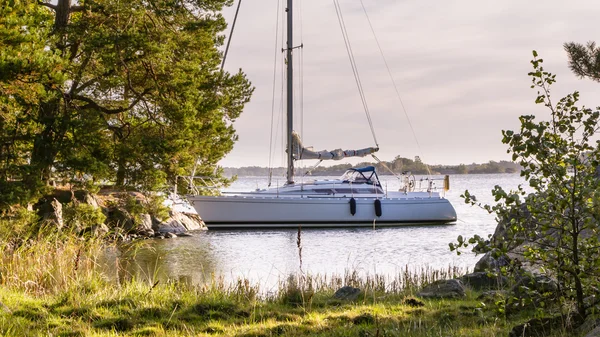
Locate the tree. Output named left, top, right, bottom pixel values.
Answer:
left=564, top=41, right=600, bottom=82
left=0, top=0, right=253, bottom=205
left=0, top=0, right=62, bottom=207
left=452, top=51, right=600, bottom=323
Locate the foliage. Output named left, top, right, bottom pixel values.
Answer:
left=0, top=0, right=61, bottom=207
left=451, top=51, right=600, bottom=322
left=0, top=207, right=39, bottom=242
left=62, top=202, right=107, bottom=230
left=564, top=41, right=600, bottom=82
left=0, top=0, right=254, bottom=210
left=123, top=193, right=170, bottom=221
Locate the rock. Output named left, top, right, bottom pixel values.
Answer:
left=402, top=297, right=425, bottom=307
left=153, top=211, right=206, bottom=234
left=105, top=207, right=135, bottom=232
left=584, top=326, right=600, bottom=337
left=89, top=223, right=109, bottom=237
left=509, top=316, right=566, bottom=337
left=135, top=214, right=155, bottom=237
left=177, top=232, right=194, bottom=237
left=153, top=219, right=186, bottom=234
left=512, top=273, right=558, bottom=296
left=165, top=232, right=178, bottom=239
left=417, top=279, right=466, bottom=299
left=580, top=317, right=600, bottom=337
left=168, top=211, right=206, bottom=231
left=492, top=203, right=533, bottom=247
left=74, top=190, right=100, bottom=208
left=127, top=191, right=148, bottom=204
left=474, top=249, right=511, bottom=273
left=333, top=286, right=362, bottom=301
left=459, top=271, right=508, bottom=290
left=41, top=198, right=64, bottom=229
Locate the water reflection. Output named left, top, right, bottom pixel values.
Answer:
left=99, top=174, right=526, bottom=290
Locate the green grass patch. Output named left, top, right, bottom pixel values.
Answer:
left=0, top=280, right=576, bottom=336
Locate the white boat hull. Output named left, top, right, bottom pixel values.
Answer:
left=188, top=195, right=457, bottom=228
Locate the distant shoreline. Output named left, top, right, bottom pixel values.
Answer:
left=222, top=158, right=521, bottom=177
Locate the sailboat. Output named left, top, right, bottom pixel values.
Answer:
left=187, top=1, right=457, bottom=228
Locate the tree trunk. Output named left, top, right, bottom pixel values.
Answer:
left=116, top=157, right=126, bottom=187
left=54, top=0, right=72, bottom=31
left=28, top=100, right=61, bottom=184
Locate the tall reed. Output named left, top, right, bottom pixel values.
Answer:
left=0, top=209, right=107, bottom=295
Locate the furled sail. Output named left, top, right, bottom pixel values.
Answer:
left=291, top=131, right=378, bottom=160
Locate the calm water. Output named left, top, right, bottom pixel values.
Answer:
left=100, top=173, right=525, bottom=290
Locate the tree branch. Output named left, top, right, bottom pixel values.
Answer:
left=37, top=0, right=57, bottom=11
left=72, top=91, right=150, bottom=115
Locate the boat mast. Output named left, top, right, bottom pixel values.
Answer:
left=285, top=0, right=294, bottom=184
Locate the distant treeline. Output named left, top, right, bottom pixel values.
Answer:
left=222, top=156, right=521, bottom=177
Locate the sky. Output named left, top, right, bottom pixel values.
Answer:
left=218, top=0, right=600, bottom=168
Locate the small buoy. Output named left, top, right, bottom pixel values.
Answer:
left=349, top=197, right=356, bottom=216
left=374, top=199, right=382, bottom=217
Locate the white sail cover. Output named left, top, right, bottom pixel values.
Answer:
left=291, top=131, right=378, bottom=160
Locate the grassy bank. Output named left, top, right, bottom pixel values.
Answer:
left=0, top=215, right=570, bottom=336
left=1, top=281, right=530, bottom=337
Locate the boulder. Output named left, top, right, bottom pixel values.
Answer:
left=584, top=326, right=600, bottom=337
left=512, top=273, right=558, bottom=296
left=474, top=249, right=511, bottom=273
left=459, top=271, right=508, bottom=290
left=579, top=316, right=600, bottom=337
left=417, top=279, right=466, bottom=299
left=509, top=316, right=566, bottom=337
left=105, top=207, right=135, bottom=232
left=40, top=198, right=64, bottom=229
left=168, top=211, right=206, bottom=231
left=74, top=190, right=100, bottom=208
left=135, top=214, right=155, bottom=237
left=90, top=223, right=110, bottom=237
left=152, top=218, right=186, bottom=234
left=153, top=211, right=206, bottom=234
left=333, top=286, right=362, bottom=301
left=402, top=297, right=425, bottom=307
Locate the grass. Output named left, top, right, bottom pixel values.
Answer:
left=0, top=212, right=575, bottom=336
left=0, top=280, right=523, bottom=337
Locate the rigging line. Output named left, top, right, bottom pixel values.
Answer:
left=333, top=0, right=379, bottom=147
left=371, top=154, right=401, bottom=179
left=359, top=0, right=432, bottom=176
left=268, top=0, right=282, bottom=186
left=333, top=0, right=370, bottom=135
left=220, top=0, right=242, bottom=70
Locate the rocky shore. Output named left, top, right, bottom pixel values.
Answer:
left=36, top=188, right=205, bottom=240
